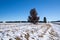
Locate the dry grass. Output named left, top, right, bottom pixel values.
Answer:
left=42, top=23, right=51, bottom=27
left=49, top=29, right=59, bottom=37
left=46, top=24, right=51, bottom=27
left=39, top=23, right=52, bottom=37
left=25, top=33, right=30, bottom=40
left=38, top=35, right=43, bottom=37
left=31, top=31, right=34, bottom=34
left=15, top=37, right=21, bottom=40
left=0, top=30, right=2, bottom=33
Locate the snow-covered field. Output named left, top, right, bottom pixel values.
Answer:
left=0, top=23, right=60, bottom=40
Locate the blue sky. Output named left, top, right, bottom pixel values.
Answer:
left=0, top=0, right=60, bottom=21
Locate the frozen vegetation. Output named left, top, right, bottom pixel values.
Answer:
left=0, top=23, right=60, bottom=40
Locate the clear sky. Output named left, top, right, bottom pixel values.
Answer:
left=0, top=0, right=60, bottom=21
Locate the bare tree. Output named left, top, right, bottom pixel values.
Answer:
left=28, top=8, right=39, bottom=24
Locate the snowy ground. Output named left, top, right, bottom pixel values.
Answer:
left=0, top=23, right=60, bottom=40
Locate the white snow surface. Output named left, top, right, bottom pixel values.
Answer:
left=0, top=23, right=60, bottom=40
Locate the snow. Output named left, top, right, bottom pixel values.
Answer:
left=0, top=23, right=60, bottom=40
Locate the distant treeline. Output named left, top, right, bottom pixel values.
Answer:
left=0, top=21, right=44, bottom=23
left=0, top=20, right=59, bottom=23
left=0, top=21, right=3, bottom=23
left=51, top=21, right=60, bottom=22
